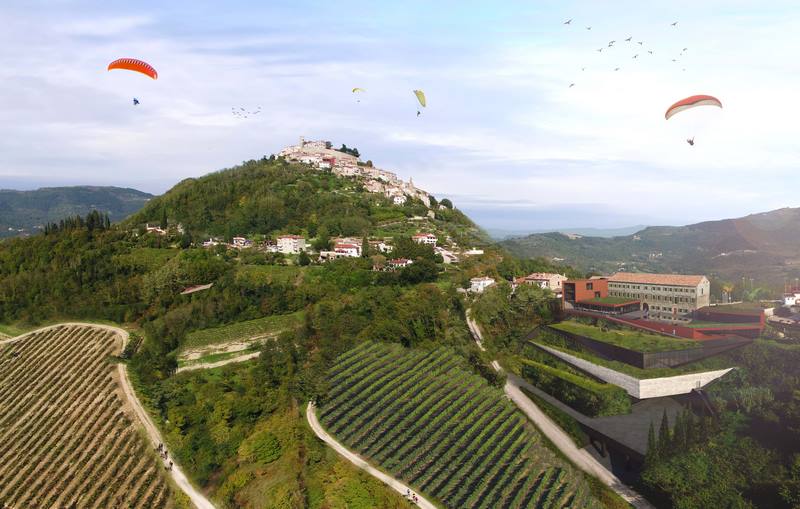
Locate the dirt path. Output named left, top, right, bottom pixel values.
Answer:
left=306, top=402, right=438, bottom=509
left=176, top=351, right=261, bottom=373
left=5, top=323, right=217, bottom=509
left=465, top=310, right=654, bottom=509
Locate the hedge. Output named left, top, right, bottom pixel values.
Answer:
left=520, top=359, right=631, bottom=417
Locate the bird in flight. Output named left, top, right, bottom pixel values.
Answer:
left=569, top=83, right=575, bottom=88
left=672, top=59, right=677, bottom=62
left=614, top=67, right=620, bottom=71
left=608, top=40, right=616, bottom=46
left=648, top=50, right=654, bottom=54
left=586, top=26, right=592, bottom=30
left=564, top=19, right=572, bottom=25
left=581, top=67, right=586, bottom=71
left=682, top=47, right=688, bottom=52
left=632, top=54, right=638, bottom=59
left=637, top=41, right=643, bottom=45
left=625, top=36, right=632, bottom=42
left=597, top=48, right=603, bottom=52
left=687, top=137, right=695, bottom=146
left=671, top=21, right=678, bottom=26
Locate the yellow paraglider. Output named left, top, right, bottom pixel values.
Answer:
left=413, top=89, right=426, bottom=108
left=413, top=89, right=426, bottom=116
left=352, top=87, right=366, bottom=93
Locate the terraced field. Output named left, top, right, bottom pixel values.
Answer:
left=0, top=325, right=174, bottom=508
left=319, top=342, right=599, bottom=509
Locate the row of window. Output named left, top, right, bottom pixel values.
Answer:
left=610, top=283, right=697, bottom=294
left=609, top=291, right=697, bottom=304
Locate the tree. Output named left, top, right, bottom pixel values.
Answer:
left=645, top=421, right=659, bottom=467
left=313, top=225, right=331, bottom=252
left=298, top=250, right=311, bottom=266
left=361, top=236, right=371, bottom=258
left=160, top=208, right=168, bottom=229
left=440, top=198, right=453, bottom=209
left=657, top=409, right=670, bottom=458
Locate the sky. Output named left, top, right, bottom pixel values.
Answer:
left=1, top=0, right=799, bottom=232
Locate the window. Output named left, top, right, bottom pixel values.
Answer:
left=586, top=282, right=593, bottom=290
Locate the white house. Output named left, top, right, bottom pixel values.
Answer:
left=277, top=235, right=307, bottom=254
left=470, top=277, right=496, bottom=294
left=145, top=224, right=167, bottom=236
left=202, top=238, right=220, bottom=248
left=784, top=293, right=800, bottom=306
left=334, top=243, right=361, bottom=257
left=231, top=237, right=253, bottom=249
left=412, top=233, right=438, bottom=246
left=463, top=248, right=484, bottom=256
left=387, top=258, right=413, bottom=270
left=392, top=194, right=407, bottom=205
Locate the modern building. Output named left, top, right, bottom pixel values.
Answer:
left=277, top=235, right=306, bottom=254
left=607, top=272, right=710, bottom=321
left=470, top=277, right=496, bottom=293
left=562, top=278, right=609, bottom=305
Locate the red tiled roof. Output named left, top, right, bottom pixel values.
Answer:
left=335, top=243, right=358, bottom=249
left=278, top=235, right=304, bottom=240
left=608, top=272, right=706, bottom=286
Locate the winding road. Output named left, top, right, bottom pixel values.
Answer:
left=306, top=402, right=438, bottom=509
left=4, top=323, right=218, bottom=509
left=465, top=311, right=654, bottom=509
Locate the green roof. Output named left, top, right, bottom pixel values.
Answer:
left=550, top=320, right=697, bottom=352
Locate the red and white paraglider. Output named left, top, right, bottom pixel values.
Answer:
left=665, top=95, right=722, bottom=145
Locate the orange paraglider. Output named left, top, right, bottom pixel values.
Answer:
left=107, top=58, right=158, bottom=80
left=664, top=95, right=721, bottom=120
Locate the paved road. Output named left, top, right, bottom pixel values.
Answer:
left=176, top=351, right=261, bottom=373
left=465, top=311, right=654, bottom=509
left=306, top=402, right=438, bottom=509
left=6, top=323, right=218, bottom=509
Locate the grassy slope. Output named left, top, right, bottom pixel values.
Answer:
left=550, top=320, right=696, bottom=352
left=181, top=311, right=305, bottom=350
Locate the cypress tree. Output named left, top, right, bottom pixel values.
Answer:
left=645, top=420, right=659, bottom=467
left=658, top=409, right=671, bottom=457
left=160, top=208, right=168, bottom=229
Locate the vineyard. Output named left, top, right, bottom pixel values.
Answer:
left=319, top=342, right=600, bottom=509
left=0, top=325, right=174, bottom=508
left=181, top=310, right=304, bottom=350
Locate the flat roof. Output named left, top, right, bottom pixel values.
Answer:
left=577, top=296, right=640, bottom=307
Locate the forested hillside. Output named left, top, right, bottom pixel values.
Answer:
left=1, top=156, right=578, bottom=507
left=0, top=186, right=152, bottom=238
left=502, top=207, right=800, bottom=292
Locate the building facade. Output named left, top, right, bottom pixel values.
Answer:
left=277, top=235, right=306, bottom=254
left=607, top=272, right=710, bottom=321
left=514, top=273, right=568, bottom=292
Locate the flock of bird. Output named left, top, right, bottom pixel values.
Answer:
left=563, top=19, right=692, bottom=88
left=231, top=106, right=262, bottom=119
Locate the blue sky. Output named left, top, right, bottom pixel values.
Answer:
left=1, top=1, right=799, bottom=231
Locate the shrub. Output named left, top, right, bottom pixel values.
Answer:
left=239, top=430, right=282, bottom=465
left=520, top=359, right=630, bottom=416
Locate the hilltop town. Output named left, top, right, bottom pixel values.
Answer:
left=279, top=137, right=432, bottom=207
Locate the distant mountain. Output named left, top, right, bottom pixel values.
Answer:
left=500, top=207, right=800, bottom=288
left=0, top=186, right=153, bottom=238
left=488, top=225, right=647, bottom=240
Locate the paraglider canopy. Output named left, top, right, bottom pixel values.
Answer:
left=352, top=87, right=365, bottom=93
left=413, top=89, right=426, bottom=108
left=108, top=58, right=158, bottom=80
left=665, top=95, right=721, bottom=120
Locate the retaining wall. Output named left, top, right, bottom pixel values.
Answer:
left=533, top=343, right=734, bottom=399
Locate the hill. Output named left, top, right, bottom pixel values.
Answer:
left=0, top=186, right=153, bottom=238
left=501, top=207, right=800, bottom=289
